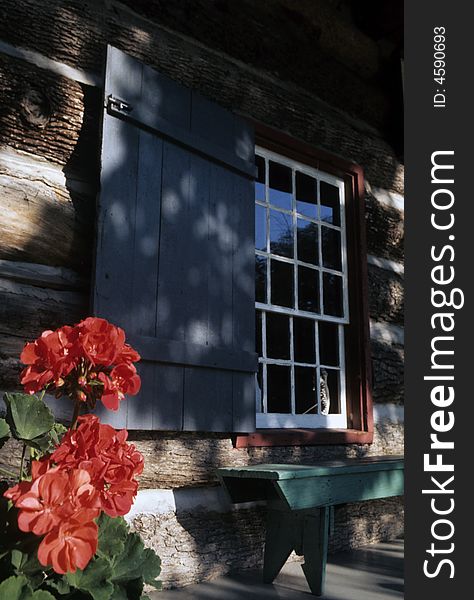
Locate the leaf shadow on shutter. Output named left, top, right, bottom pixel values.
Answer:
left=93, top=46, right=257, bottom=432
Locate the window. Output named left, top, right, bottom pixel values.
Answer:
left=254, top=147, right=349, bottom=428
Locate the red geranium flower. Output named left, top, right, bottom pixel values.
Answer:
left=13, top=468, right=100, bottom=536
left=50, top=415, right=144, bottom=517
left=99, top=363, right=141, bottom=411
left=20, top=326, right=78, bottom=394
left=76, top=317, right=127, bottom=367
left=38, top=519, right=98, bottom=574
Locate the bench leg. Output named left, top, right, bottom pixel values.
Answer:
left=301, top=506, right=330, bottom=596
left=263, top=510, right=296, bottom=583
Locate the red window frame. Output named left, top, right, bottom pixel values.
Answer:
left=235, top=122, right=373, bottom=448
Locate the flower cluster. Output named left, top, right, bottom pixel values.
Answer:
left=5, top=463, right=101, bottom=574
left=50, top=414, right=144, bottom=517
left=5, top=415, right=144, bottom=573
left=20, top=317, right=141, bottom=410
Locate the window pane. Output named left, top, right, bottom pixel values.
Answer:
left=267, top=365, right=291, bottom=413
left=270, top=210, right=293, bottom=258
left=323, top=273, right=344, bottom=317
left=271, top=260, right=294, bottom=308
left=320, top=181, right=341, bottom=226
left=297, top=218, right=319, bottom=265
left=255, top=256, right=267, bottom=303
left=295, top=367, right=317, bottom=414
left=322, top=227, right=342, bottom=271
left=269, top=161, right=292, bottom=210
left=255, top=204, right=266, bottom=252
left=298, top=266, right=319, bottom=313
left=320, top=368, right=341, bottom=414
left=256, top=311, right=263, bottom=357
left=294, top=317, right=315, bottom=364
left=319, top=322, right=339, bottom=366
left=266, top=312, right=290, bottom=359
left=296, top=171, right=317, bottom=218
left=255, top=155, right=265, bottom=202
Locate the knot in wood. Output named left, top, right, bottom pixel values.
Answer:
left=19, top=88, right=52, bottom=128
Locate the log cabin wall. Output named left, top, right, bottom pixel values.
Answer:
left=0, top=0, right=404, bottom=586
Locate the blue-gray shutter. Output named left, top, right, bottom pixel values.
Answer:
left=93, top=46, right=257, bottom=432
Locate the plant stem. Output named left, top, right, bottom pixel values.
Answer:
left=19, top=443, right=27, bottom=482
left=38, top=389, right=46, bottom=402
left=71, top=401, right=81, bottom=430
left=0, top=466, right=18, bottom=479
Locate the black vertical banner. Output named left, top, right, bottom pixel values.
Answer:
left=405, top=2, right=471, bottom=598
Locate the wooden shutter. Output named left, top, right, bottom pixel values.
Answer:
left=93, top=46, right=257, bottom=432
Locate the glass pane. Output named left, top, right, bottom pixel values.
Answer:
left=297, top=219, right=319, bottom=265
left=296, top=172, right=317, bottom=218
left=256, top=363, right=264, bottom=412
left=269, top=161, right=292, bottom=210
left=266, top=312, right=290, bottom=359
left=270, top=210, right=293, bottom=258
left=320, top=181, right=341, bottom=226
left=298, top=266, right=319, bottom=313
left=295, top=367, right=317, bottom=414
left=294, top=317, right=315, bottom=364
left=255, top=204, right=266, bottom=251
left=320, top=368, right=340, bottom=414
left=271, top=260, right=294, bottom=308
left=267, top=365, right=291, bottom=413
left=255, top=155, right=265, bottom=202
left=255, top=256, right=267, bottom=303
left=322, top=227, right=342, bottom=271
left=323, top=273, right=344, bottom=317
left=318, top=322, right=339, bottom=366
left=256, top=311, right=263, bottom=357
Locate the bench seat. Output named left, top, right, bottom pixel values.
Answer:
left=217, top=456, right=404, bottom=596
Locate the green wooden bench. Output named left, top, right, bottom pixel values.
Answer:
left=217, top=455, right=404, bottom=596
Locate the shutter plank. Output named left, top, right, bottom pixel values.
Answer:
left=183, top=367, right=233, bottom=431
left=152, top=363, right=185, bottom=430
left=207, top=163, right=234, bottom=348
left=130, top=129, right=163, bottom=337
left=94, top=116, right=139, bottom=331
left=156, top=142, right=192, bottom=342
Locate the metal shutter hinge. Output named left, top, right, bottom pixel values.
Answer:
left=106, top=95, right=133, bottom=114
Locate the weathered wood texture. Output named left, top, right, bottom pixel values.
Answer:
left=367, top=265, right=404, bottom=325
left=371, top=340, right=404, bottom=404
left=0, top=275, right=88, bottom=389
left=366, top=194, right=404, bottom=263
left=0, top=0, right=403, bottom=195
left=0, top=52, right=101, bottom=183
left=0, top=161, right=94, bottom=272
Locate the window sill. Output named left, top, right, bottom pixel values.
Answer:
left=234, top=428, right=373, bottom=448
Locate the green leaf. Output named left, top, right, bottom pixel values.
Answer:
left=111, top=532, right=161, bottom=589
left=97, top=514, right=128, bottom=559
left=0, top=574, right=29, bottom=600
left=0, top=418, right=10, bottom=449
left=4, top=393, right=54, bottom=444
left=25, top=591, right=56, bottom=600
left=66, top=556, right=114, bottom=600
left=43, top=578, right=71, bottom=596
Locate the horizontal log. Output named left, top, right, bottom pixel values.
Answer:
left=0, top=334, right=24, bottom=390
left=0, top=0, right=403, bottom=194
left=0, top=259, right=87, bottom=290
left=0, top=165, right=94, bottom=271
left=0, top=278, right=88, bottom=340
left=367, top=264, right=404, bottom=325
left=366, top=193, right=404, bottom=263
left=371, top=340, right=404, bottom=405
left=0, top=51, right=101, bottom=180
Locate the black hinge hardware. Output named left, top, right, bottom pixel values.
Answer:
left=106, top=95, right=133, bottom=114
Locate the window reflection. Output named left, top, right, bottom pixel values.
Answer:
left=270, top=210, right=293, bottom=258
left=269, top=161, right=292, bottom=210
